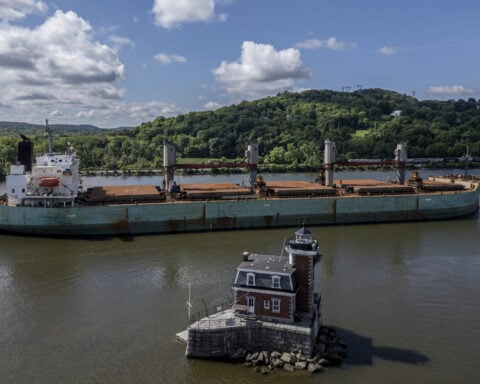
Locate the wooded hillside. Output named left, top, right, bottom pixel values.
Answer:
left=1, top=88, right=479, bottom=174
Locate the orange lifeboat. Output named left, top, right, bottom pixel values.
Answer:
left=39, top=177, right=59, bottom=187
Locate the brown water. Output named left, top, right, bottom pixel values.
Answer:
left=1, top=219, right=480, bottom=383
left=1, top=171, right=480, bottom=383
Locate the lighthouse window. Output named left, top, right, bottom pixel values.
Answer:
left=246, top=273, right=255, bottom=286
left=272, top=298, right=281, bottom=313
left=263, top=300, right=270, bottom=310
left=11, top=188, right=15, bottom=193
left=272, top=276, right=281, bottom=289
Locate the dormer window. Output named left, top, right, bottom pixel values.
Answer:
left=246, top=273, right=255, bottom=286
left=272, top=275, right=281, bottom=289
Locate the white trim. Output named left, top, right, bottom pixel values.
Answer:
left=233, top=286, right=295, bottom=298
left=237, top=267, right=293, bottom=277
left=234, top=269, right=241, bottom=285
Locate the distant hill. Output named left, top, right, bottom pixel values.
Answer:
left=136, top=88, right=480, bottom=160
left=0, top=121, right=102, bottom=135
left=0, top=121, right=133, bottom=134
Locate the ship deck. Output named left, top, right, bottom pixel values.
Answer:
left=74, top=178, right=475, bottom=206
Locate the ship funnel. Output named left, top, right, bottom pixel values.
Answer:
left=245, top=140, right=258, bottom=188
left=17, top=135, right=33, bottom=172
left=324, top=139, right=336, bottom=187
left=395, top=142, right=407, bottom=184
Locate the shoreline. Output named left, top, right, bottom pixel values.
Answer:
left=78, top=163, right=479, bottom=178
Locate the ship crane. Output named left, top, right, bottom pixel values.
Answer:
left=163, top=141, right=259, bottom=192
left=333, top=142, right=408, bottom=185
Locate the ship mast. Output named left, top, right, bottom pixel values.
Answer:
left=45, top=119, right=53, bottom=155
left=324, top=139, right=336, bottom=187
left=394, top=142, right=407, bottom=184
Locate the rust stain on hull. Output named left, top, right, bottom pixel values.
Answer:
left=166, top=204, right=207, bottom=232
left=109, top=220, right=129, bottom=234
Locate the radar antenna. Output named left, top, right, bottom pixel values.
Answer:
left=45, top=119, right=53, bottom=155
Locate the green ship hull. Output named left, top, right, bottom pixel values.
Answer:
left=1, top=188, right=478, bottom=236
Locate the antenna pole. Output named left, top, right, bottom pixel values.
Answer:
left=187, top=283, right=192, bottom=322
left=465, top=145, right=469, bottom=176
left=45, top=119, right=53, bottom=155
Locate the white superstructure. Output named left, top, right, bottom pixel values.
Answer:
left=6, top=131, right=81, bottom=207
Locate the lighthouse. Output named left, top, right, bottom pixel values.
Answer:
left=286, top=225, right=322, bottom=321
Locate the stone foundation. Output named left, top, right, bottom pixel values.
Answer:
left=186, top=314, right=318, bottom=358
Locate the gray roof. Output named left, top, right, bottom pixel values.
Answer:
left=234, top=254, right=296, bottom=292
left=238, top=254, right=294, bottom=275
left=295, top=226, right=312, bottom=236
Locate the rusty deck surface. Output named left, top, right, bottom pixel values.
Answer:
left=87, top=185, right=162, bottom=197
left=421, top=180, right=464, bottom=191
left=83, top=179, right=465, bottom=202
left=180, top=182, right=252, bottom=198
left=353, top=185, right=415, bottom=194
left=336, top=179, right=391, bottom=186
left=180, top=182, right=249, bottom=191
left=265, top=180, right=336, bottom=196
left=265, top=180, right=333, bottom=189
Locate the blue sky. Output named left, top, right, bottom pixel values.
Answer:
left=0, top=0, right=479, bottom=128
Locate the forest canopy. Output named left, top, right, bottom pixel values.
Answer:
left=1, top=88, right=479, bottom=175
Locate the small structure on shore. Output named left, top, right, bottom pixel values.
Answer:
left=177, top=226, right=347, bottom=371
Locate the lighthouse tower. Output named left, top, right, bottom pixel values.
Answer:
left=286, top=225, right=321, bottom=321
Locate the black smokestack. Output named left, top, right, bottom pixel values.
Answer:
left=17, top=135, right=33, bottom=172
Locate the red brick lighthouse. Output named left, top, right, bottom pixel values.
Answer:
left=285, top=225, right=321, bottom=321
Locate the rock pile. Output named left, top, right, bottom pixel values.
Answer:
left=229, top=326, right=347, bottom=374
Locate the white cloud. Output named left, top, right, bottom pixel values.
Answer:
left=377, top=46, right=398, bottom=55
left=295, top=37, right=355, bottom=51
left=151, top=0, right=227, bottom=29
left=204, top=101, right=223, bottom=110
left=425, top=85, right=476, bottom=96
left=0, top=0, right=47, bottom=21
left=128, top=101, right=181, bottom=118
left=218, top=12, right=228, bottom=22
left=212, top=41, right=311, bottom=96
left=0, top=9, right=186, bottom=128
left=49, top=109, right=64, bottom=117
left=108, top=35, right=134, bottom=53
left=154, top=52, right=188, bottom=64
left=75, top=101, right=181, bottom=124
left=0, top=10, right=126, bottom=111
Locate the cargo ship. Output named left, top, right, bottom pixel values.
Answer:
left=1, top=123, right=479, bottom=236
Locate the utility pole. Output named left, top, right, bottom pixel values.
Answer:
left=411, top=91, right=416, bottom=108
left=465, top=145, right=469, bottom=176
left=45, top=119, right=53, bottom=155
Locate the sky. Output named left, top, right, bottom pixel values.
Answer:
left=0, top=0, right=479, bottom=128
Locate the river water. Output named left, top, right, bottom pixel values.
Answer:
left=1, top=170, right=479, bottom=383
